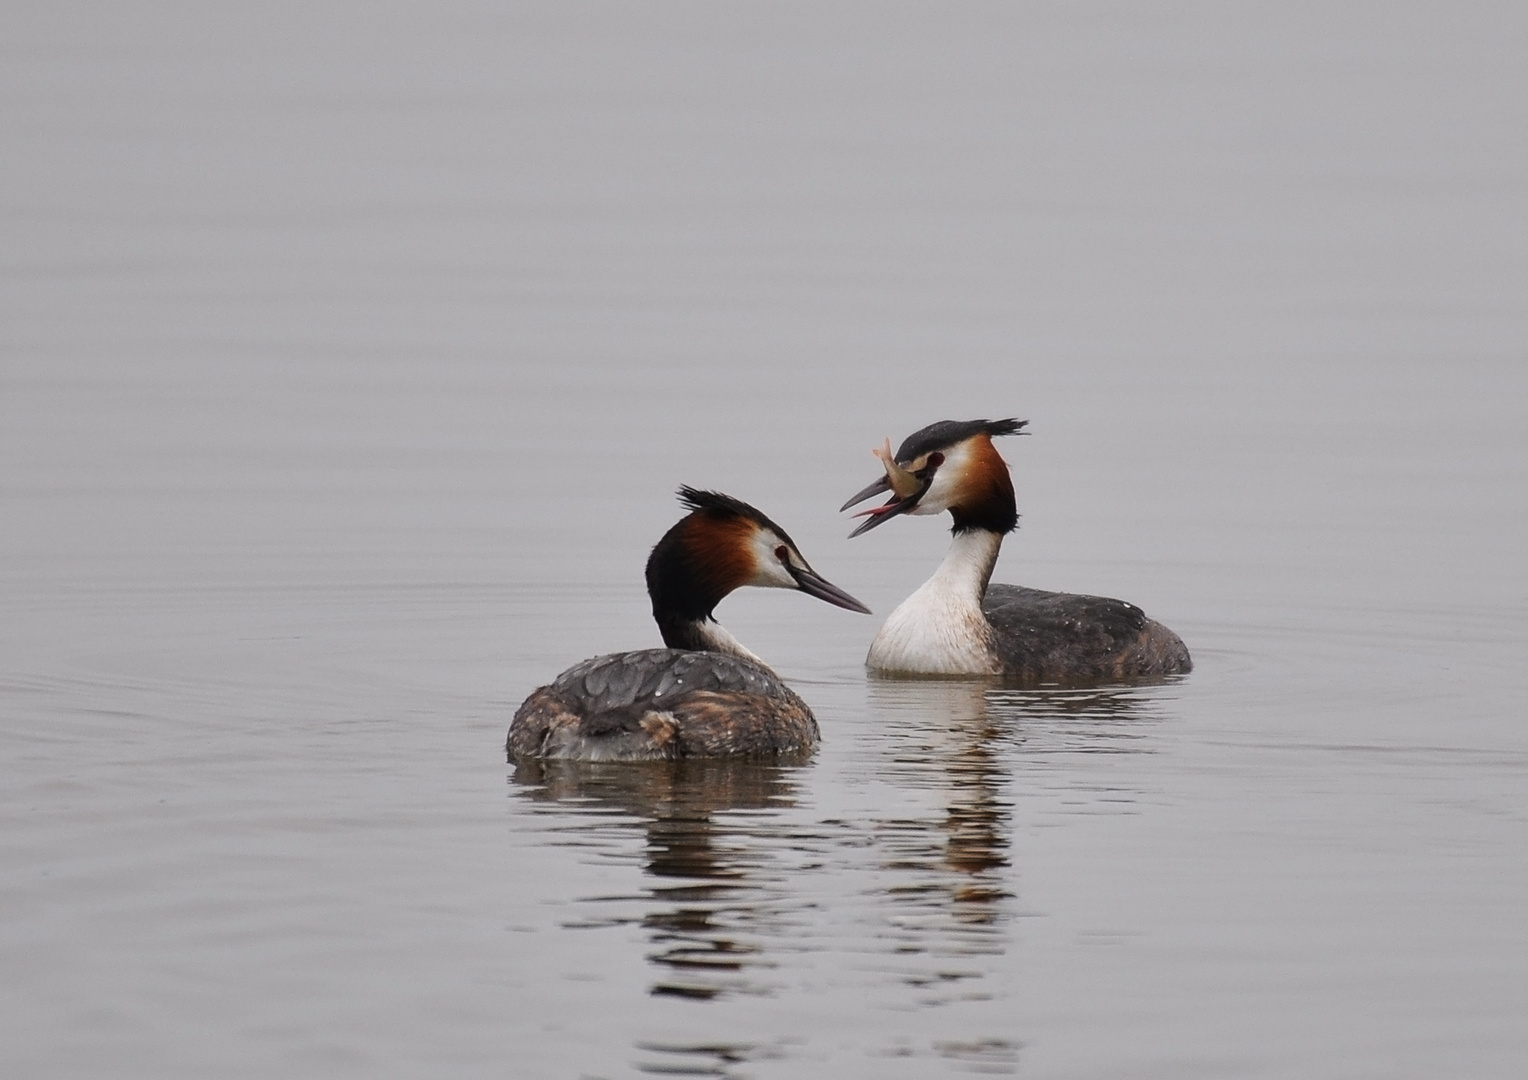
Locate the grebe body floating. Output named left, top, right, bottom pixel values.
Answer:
left=843, top=419, right=1190, bottom=683
left=508, top=487, right=869, bottom=761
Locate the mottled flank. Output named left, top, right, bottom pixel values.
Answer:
left=982, top=584, right=1193, bottom=685
left=507, top=648, right=818, bottom=761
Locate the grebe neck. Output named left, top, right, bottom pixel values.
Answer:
left=646, top=520, right=765, bottom=664
left=866, top=529, right=1004, bottom=675
left=655, top=612, right=766, bottom=665
left=930, top=527, right=1003, bottom=602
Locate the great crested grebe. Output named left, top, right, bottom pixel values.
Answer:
left=507, top=487, right=870, bottom=762
left=841, top=418, right=1191, bottom=682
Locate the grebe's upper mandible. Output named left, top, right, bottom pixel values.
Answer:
left=508, top=487, right=870, bottom=761
left=842, top=419, right=1191, bottom=682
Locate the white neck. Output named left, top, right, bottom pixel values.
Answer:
left=691, top=620, right=767, bottom=666
left=866, top=529, right=1003, bottom=675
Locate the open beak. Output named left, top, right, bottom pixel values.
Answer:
left=789, top=564, right=871, bottom=614
left=845, top=489, right=926, bottom=537
left=839, top=475, right=891, bottom=512
left=843, top=438, right=936, bottom=538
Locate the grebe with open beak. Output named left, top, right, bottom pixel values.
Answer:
left=842, top=419, right=1190, bottom=682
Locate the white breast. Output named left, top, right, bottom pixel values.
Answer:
left=865, top=530, right=1002, bottom=676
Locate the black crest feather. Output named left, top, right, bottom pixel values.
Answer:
left=675, top=486, right=795, bottom=547
left=894, top=418, right=1028, bottom=462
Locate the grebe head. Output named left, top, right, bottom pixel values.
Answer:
left=842, top=418, right=1027, bottom=537
left=647, top=486, right=871, bottom=624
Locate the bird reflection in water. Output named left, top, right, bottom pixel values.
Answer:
left=865, top=679, right=1015, bottom=959
left=862, top=677, right=1162, bottom=1023
left=509, top=682, right=1163, bottom=1076
left=512, top=756, right=806, bottom=1003
left=869, top=677, right=1165, bottom=878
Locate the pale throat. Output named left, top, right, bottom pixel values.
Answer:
left=866, top=529, right=1004, bottom=675
left=690, top=619, right=766, bottom=666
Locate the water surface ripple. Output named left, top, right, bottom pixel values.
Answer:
left=5, top=2, right=1527, bottom=1077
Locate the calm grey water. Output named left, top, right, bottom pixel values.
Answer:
left=4, top=3, right=1526, bottom=1077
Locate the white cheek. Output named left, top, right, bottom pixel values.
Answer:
left=908, top=442, right=973, bottom=515
left=912, top=470, right=957, bottom=515
left=744, top=532, right=798, bottom=589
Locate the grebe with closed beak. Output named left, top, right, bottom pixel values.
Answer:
left=508, top=487, right=870, bottom=762
left=842, top=418, right=1190, bottom=682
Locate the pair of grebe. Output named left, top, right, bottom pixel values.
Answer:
left=507, top=419, right=1191, bottom=762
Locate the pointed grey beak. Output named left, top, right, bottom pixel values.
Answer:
left=842, top=448, right=945, bottom=537
left=789, top=564, right=871, bottom=614
left=840, top=476, right=891, bottom=512
left=844, top=466, right=938, bottom=537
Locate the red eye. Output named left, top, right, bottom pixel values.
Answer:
left=775, top=545, right=788, bottom=561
